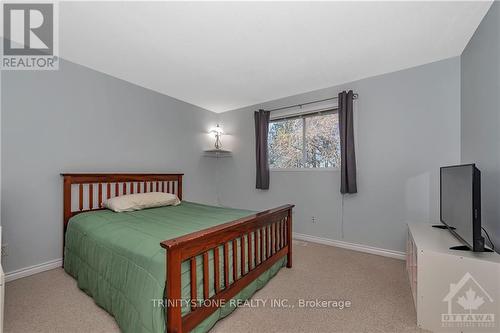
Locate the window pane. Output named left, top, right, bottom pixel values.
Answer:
left=268, top=118, right=304, bottom=168
left=304, top=113, right=340, bottom=168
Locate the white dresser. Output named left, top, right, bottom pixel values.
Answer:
left=407, top=223, right=500, bottom=332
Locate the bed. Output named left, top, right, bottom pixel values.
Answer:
left=61, top=173, right=293, bottom=333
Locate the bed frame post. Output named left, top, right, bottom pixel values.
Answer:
left=177, top=175, right=183, bottom=200
left=166, top=245, right=183, bottom=333
left=286, top=209, right=293, bottom=268
left=63, top=176, right=72, bottom=232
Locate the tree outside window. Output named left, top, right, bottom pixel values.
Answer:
left=268, top=111, right=340, bottom=169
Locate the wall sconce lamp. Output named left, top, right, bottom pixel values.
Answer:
left=210, top=124, right=224, bottom=150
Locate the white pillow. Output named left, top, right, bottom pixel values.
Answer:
left=104, top=192, right=181, bottom=212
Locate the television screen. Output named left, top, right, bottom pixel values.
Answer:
left=440, top=164, right=483, bottom=251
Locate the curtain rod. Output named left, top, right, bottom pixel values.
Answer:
left=266, top=93, right=358, bottom=112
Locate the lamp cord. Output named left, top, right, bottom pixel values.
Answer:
left=341, top=194, right=345, bottom=239
left=482, top=227, right=495, bottom=251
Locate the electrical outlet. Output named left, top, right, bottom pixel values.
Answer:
left=311, top=216, right=317, bottom=223
left=1, top=243, right=7, bottom=257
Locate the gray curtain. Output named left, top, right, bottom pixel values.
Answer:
left=254, top=109, right=271, bottom=189
left=338, top=90, right=357, bottom=194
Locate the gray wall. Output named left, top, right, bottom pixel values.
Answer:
left=1, top=60, right=218, bottom=273
left=1, top=37, right=477, bottom=273
left=217, top=57, right=461, bottom=253
left=461, top=1, right=500, bottom=252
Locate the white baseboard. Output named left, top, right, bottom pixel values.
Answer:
left=293, top=232, right=406, bottom=260
left=3, top=235, right=404, bottom=282
left=5, top=258, right=62, bottom=283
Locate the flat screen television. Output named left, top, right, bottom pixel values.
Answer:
left=440, top=164, right=485, bottom=252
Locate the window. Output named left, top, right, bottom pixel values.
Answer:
left=268, top=111, right=340, bottom=169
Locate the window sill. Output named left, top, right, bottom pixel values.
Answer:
left=270, top=168, right=339, bottom=172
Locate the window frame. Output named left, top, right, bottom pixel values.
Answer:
left=268, top=107, right=341, bottom=172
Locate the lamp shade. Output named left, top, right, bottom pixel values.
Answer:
left=210, top=124, right=224, bottom=135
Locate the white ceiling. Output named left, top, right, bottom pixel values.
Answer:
left=59, top=1, right=492, bottom=113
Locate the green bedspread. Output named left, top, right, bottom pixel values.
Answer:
left=64, top=201, right=286, bottom=333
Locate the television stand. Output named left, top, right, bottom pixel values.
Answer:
left=449, top=245, right=473, bottom=251
left=430, top=226, right=494, bottom=252
left=449, top=244, right=494, bottom=252
left=406, top=223, right=500, bottom=332
left=431, top=225, right=455, bottom=230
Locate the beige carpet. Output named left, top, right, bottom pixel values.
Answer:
left=5, top=241, right=426, bottom=333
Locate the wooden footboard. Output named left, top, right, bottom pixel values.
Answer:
left=161, top=204, right=293, bottom=333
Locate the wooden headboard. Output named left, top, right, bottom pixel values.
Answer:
left=61, top=173, right=183, bottom=230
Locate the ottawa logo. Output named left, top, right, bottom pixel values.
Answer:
left=441, top=272, right=495, bottom=328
